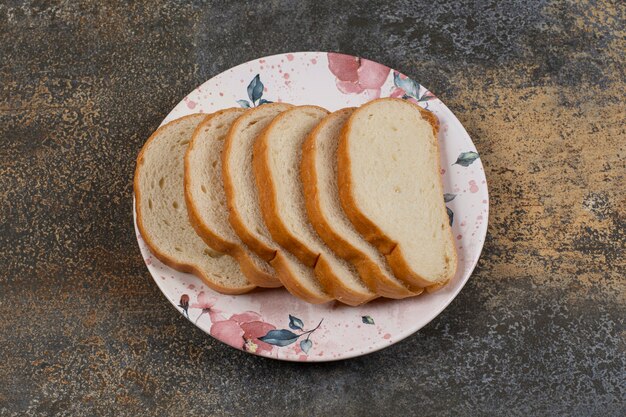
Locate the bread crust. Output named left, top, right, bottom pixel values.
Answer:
left=313, top=256, right=377, bottom=306
left=221, top=103, right=332, bottom=304
left=134, top=114, right=255, bottom=295
left=184, top=109, right=282, bottom=288
left=302, top=108, right=421, bottom=299
left=270, top=251, right=333, bottom=304
left=253, top=105, right=329, bottom=266
left=255, top=105, right=375, bottom=305
left=222, top=103, right=293, bottom=261
left=337, top=98, right=458, bottom=290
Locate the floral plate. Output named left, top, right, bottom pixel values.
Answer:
left=133, top=52, right=488, bottom=361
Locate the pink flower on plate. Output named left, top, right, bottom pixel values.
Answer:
left=192, top=291, right=223, bottom=324
left=327, top=53, right=391, bottom=98
left=209, top=310, right=276, bottom=353
left=390, top=86, right=408, bottom=100
left=240, top=321, right=276, bottom=353
left=210, top=320, right=245, bottom=349
left=230, top=311, right=262, bottom=324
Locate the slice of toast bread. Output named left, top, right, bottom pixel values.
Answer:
left=338, top=98, right=457, bottom=289
left=223, top=103, right=332, bottom=303
left=134, top=114, right=255, bottom=294
left=302, top=108, right=421, bottom=299
left=254, top=105, right=377, bottom=306
left=184, top=108, right=281, bottom=288
left=222, top=103, right=293, bottom=260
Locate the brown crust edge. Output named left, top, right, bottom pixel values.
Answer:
left=270, top=251, right=333, bottom=304
left=252, top=105, right=327, bottom=267
left=184, top=109, right=281, bottom=288
left=337, top=98, right=458, bottom=290
left=134, top=114, right=255, bottom=295
left=221, top=103, right=332, bottom=304
left=302, top=109, right=419, bottom=299
left=313, top=256, right=377, bottom=306
left=221, top=105, right=286, bottom=262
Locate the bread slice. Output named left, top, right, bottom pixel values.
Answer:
left=302, top=108, right=421, bottom=299
left=254, top=105, right=377, bottom=306
left=134, top=114, right=255, bottom=294
left=184, top=108, right=282, bottom=288
left=223, top=103, right=332, bottom=303
left=338, top=98, right=457, bottom=289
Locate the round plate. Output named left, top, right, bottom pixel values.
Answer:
left=133, top=52, right=489, bottom=361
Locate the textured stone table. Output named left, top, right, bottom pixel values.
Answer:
left=1, top=1, right=624, bottom=416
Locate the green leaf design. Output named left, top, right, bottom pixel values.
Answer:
left=444, top=193, right=456, bottom=203
left=447, top=207, right=454, bottom=226
left=258, top=98, right=272, bottom=105
left=247, top=74, right=264, bottom=104
left=453, top=151, right=480, bottom=167
left=236, top=99, right=251, bottom=108
left=300, top=339, right=313, bottom=354
left=362, top=315, right=375, bottom=325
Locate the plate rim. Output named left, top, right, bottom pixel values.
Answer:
left=135, top=51, right=489, bottom=362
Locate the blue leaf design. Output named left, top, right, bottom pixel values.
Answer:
left=236, top=99, right=251, bottom=108
left=259, top=329, right=299, bottom=347
left=300, top=339, right=313, bottom=354
left=447, top=207, right=454, bottom=226
left=258, top=98, right=272, bottom=105
left=453, top=151, right=480, bottom=167
left=362, top=315, right=375, bottom=325
left=288, top=314, right=304, bottom=331
left=247, top=74, right=264, bottom=104
left=444, top=193, right=456, bottom=203
left=393, top=71, right=420, bottom=99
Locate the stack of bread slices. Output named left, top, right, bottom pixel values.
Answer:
left=134, top=98, right=457, bottom=306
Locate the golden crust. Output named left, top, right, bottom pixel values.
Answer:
left=312, top=256, right=377, bottom=306
left=269, top=251, right=333, bottom=304
left=221, top=103, right=293, bottom=261
left=184, top=109, right=281, bottom=288
left=221, top=103, right=332, bottom=304
left=252, top=105, right=329, bottom=266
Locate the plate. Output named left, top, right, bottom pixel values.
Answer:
left=133, top=52, right=489, bottom=361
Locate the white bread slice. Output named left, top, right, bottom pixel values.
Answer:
left=302, top=108, right=421, bottom=299
left=184, top=108, right=281, bottom=288
left=254, top=105, right=377, bottom=306
left=223, top=103, right=332, bottom=303
left=338, top=98, right=457, bottom=289
left=134, top=114, right=254, bottom=294
left=222, top=103, right=294, bottom=260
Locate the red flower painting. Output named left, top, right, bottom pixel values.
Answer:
left=327, top=53, right=391, bottom=98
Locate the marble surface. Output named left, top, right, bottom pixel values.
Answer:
left=0, top=1, right=624, bottom=416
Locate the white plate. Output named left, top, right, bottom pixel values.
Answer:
left=134, top=52, right=489, bottom=361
